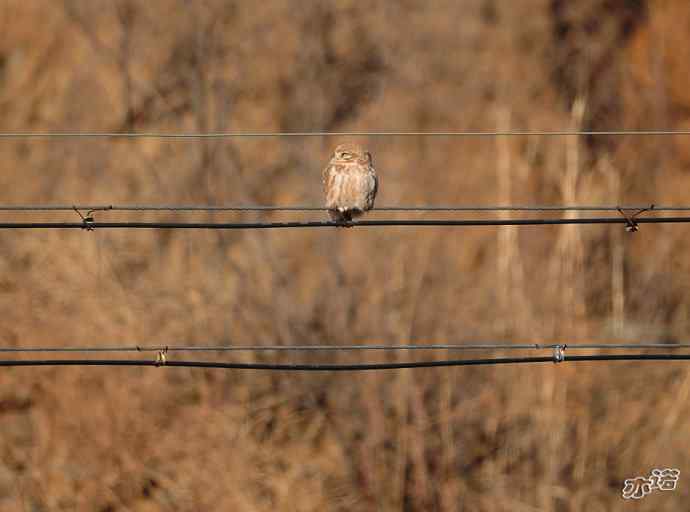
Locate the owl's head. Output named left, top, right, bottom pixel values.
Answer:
left=333, top=143, right=371, bottom=163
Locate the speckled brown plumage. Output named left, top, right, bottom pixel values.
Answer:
left=322, top=143, right=378, bottom=224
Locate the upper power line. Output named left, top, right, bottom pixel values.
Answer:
left=1, top=342, right=689, bottom=353
left=1, top=129, right=690, bottom=139
left=0, top=204, right=687, bottom=213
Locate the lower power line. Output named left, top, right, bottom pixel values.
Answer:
left=1, top=354, right=690, bottom=371
left=1, top=216, right=690, bottom=230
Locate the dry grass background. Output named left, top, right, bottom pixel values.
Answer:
left=1, top=0, right=690, bottom=510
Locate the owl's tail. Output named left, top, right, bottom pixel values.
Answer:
left=328, top=209, right=357, bottom=225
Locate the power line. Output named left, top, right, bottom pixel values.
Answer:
left=1, top=130, right=690, bottom=139
left=0, top=204, right=685, bottom=213
left=0, top=216, right=689, bottom=230
left=1, top=354, right=690, bottom=371
left=2, top=343, right=689, bottom=353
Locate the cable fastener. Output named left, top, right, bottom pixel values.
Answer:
left=552, top=344, right=566, bottom=363
left=617, top=204, right=654, bottom=233
left=73, top=206, right=96, bottom=231
left=155, top=347, right=168, bottom=367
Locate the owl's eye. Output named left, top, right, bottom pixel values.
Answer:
left=341, top=152, right=352, bottom=159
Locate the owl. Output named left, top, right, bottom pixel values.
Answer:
left=322, top=143, right=378, bottom=224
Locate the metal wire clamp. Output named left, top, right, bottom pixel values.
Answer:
left=617, top=204, right=654, bottom=232
left=73, top=206, right=96, bottom=231
left=155, top=347, right=168, bottom=367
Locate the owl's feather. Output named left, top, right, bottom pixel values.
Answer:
left=323, top=144, right=377, bottom=224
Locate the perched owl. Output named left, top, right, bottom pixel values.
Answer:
left=322, top=143, right=378, bottom=224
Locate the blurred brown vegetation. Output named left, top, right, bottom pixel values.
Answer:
left=1, top=0, right=690, bottom=510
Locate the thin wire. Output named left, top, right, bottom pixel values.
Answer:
left=2, top=343, right=689, bottom=353
left=1, top=354, right=689, bottom=371
left=0, top=204, right=685, bottom=213
left=1, top=130, right=690, bottom=138
left=0, top=216, right=689, bottom=229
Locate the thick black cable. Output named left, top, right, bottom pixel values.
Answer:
left=1, top=354, right=690, bottom=371
left=0, top=357, right=554, bottom=370
left=0, top=216, right=689, bottom=229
